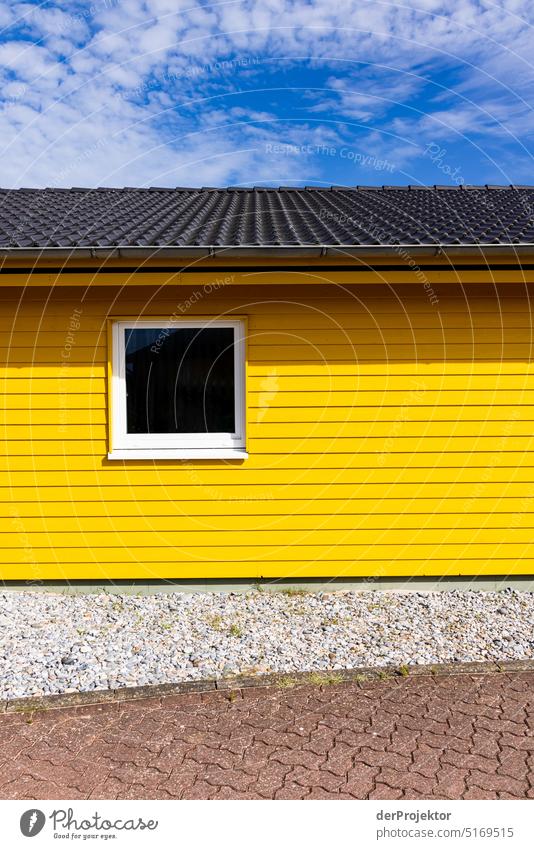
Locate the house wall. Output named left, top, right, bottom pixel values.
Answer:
left=2, top=262, right=534, bottom=580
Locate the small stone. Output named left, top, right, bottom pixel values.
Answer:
left=0, top=587, right=532, bottom=701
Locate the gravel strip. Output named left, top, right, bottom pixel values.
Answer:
left=1, top=588, right=533, bottom=699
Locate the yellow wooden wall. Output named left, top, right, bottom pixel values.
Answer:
left=2, top=267, right=534, bottom=579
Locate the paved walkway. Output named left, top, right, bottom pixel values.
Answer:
left=1, top=671, right=534, bottom=799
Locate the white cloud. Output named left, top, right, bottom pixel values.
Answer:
left=0, top=0, right=532, bottom=187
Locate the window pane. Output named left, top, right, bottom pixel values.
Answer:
left=125, top=327, right=236, bottom=434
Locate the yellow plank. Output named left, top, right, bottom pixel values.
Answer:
left=0, top=317, right=111, bottom=332
left=3, top=399, right=533, bottom=421
left=8, top=327, right=534, bottom=347
left=248, top=421, right=534, bottom=438
left=6, top=332, right=107, bottom=347
left=2, top=481, right=534, bottom=502
left=2, top=435, right=534, bottom=455
left=4, top=526, right=534, bottom=549
left=5, top=312, right=534, bottom=331
left=0, top=411, right=106, bottom=425
left=2, top=542, right=534, bottom=564
left=248, top=313, right=534, bottom=330
left=2, top=394, right=106, bottom=409
left=4, top=294, right=527, bottom=309
left=251, top=406, right=534, bottom=424
left=248, top=345, right=534, bottom=360
left=0, top=301, right=414, bottom=316
left=247, top=329, right=534, bottom=345
left=251, top=362, right=534, bottom=376
left=248, top=374, right=534, bottom=391
left=5, top=496, right=534, bottom=517
left=6, top=394, right=534, bottom=418
left=5, top=375, right=534, bottom=397
left=0, top=450, right=533, bottom=472
left=1, top=413, right=533, bottom=436
left=4, top=511, right=534, bottom=533
left=248, top=390, right=534, bottom=406
left=0, top=441, right=109, bottom=455
left=0, top=366, right=103, bottom=379
left=0, top=348, right=105, bottom=363
left=3, top=464, right=534, bottom=488
left=0, top=425, right=108, bottom=438
left=249, top=436, right=534, bottom=453
left=3, top=361, right=534, bottom=380
left=0, top=559, right=531, bottom=580
left=7, top=342, right=534, bottom=363
left=9, top=339, right=534, bottom=359
left=0, top=276, right=506, bottom=289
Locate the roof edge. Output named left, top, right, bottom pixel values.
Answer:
left=1, top=244, right=534, bottom=260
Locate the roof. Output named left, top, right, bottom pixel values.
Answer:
left=1, top=185, right=533, bottom=254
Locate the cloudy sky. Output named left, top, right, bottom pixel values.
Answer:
left=0, top=1, right=532, bottom=188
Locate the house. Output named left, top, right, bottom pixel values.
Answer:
left=1, top=184, right=534, bottom=583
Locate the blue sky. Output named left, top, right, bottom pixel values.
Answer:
left=0, top=1, right=532, bottom=188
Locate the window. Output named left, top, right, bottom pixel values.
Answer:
left=109, top=319, right=247, bottom=459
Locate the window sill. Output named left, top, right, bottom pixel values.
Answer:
left=107, top=449, right=249, bottom=460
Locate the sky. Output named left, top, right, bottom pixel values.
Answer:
left=0, top=0, right=532, bottom=189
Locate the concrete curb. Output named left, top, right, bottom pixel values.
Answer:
left=3, top=659, right=534, bottom=715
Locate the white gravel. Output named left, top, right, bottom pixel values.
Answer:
left=1, top=588, right=533, bottom=699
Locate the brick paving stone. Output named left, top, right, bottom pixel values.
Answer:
left=500, top=732, right=534, bottom=752
left=181, top=780, right=219, bottom=800
left=496, top=747, right=528, bottom=779
left=344, top=763, right=380, bottom=798
left=411, top=743, right=443, bottom=778
left=442, top=749, right=496, bottom=774
left=240, top=740, right=277, bottom=769
left=466, top=769, right=525, bottom=796
left=379, top=766, right=435, bottom=795
left=368, top=782, right=403, bottom=800
left=323, top=742, right=354, bottom=776
left=0, top=671, right=533, bottom=799
left=157, top=771, right=198, bottom=798
left=308, top=788, right=352, bottom=799
left=292, top=766, right=345, bottom=792
left=434, top=765, right=469, bottom=799
left=388, top=727, right=420, bottom=757
left=355, top=747, right=411, bottom=773
left=403, top=788, right=433, bottom=799
left=447, top=716, right=476, bottom=742
left=304, top=726, right=337, bottom=755
left=203, top=766, right=255, bottom=792
left=252, top=761, right=291, bottom=796
left=470, top=732, right=500, bottom=759
left=337, top=728, right=385, bottom=749
left=273, top=781, right=311, bottom=800
left=410, top=730, right=445, bottom=751
left=213, top=787, right=265, bottom=800
left=463, top=786, right=498, bottom=800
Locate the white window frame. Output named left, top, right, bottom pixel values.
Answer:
left=109, top=319, right=247, bottom=460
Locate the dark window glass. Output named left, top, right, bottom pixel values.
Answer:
left=125, top=327, right=236, bottom=434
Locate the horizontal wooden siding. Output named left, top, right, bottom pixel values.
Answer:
left=1, top=276, right=534, bottom=578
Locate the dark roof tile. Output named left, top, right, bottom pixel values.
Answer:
left=0, top=185, right=533, bottom=249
